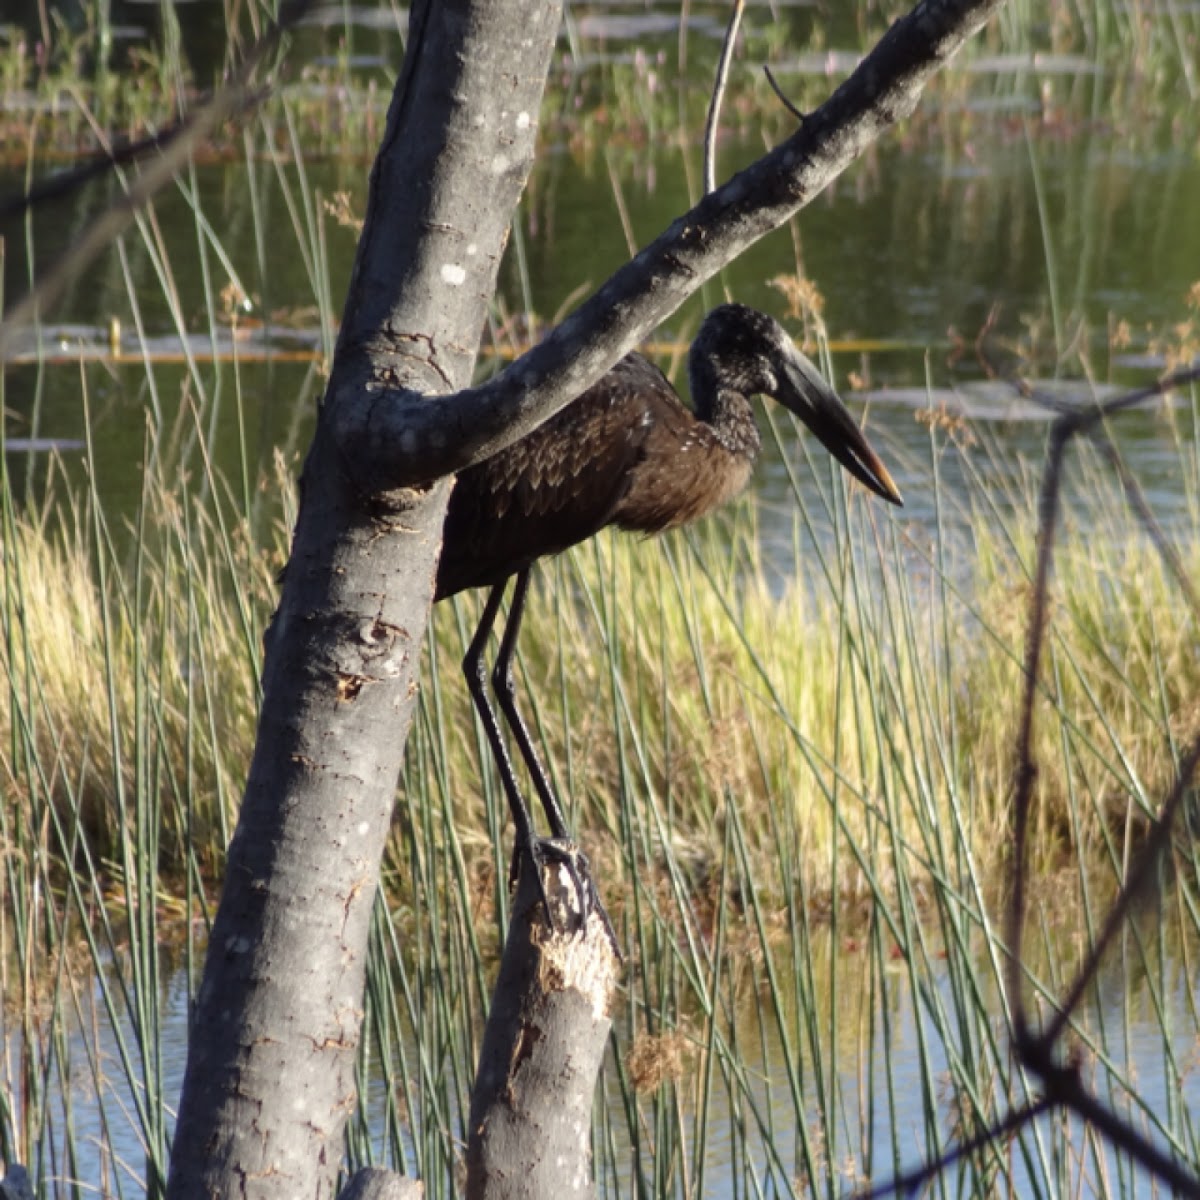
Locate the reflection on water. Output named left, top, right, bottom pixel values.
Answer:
left=4, top=12, right=1197, bottom=551
left=8, top=924, right=1198, bottom=1198
left=3, top=108, right=1198, bottom=555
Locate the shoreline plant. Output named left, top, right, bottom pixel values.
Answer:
left=1, top=400, right=1195, bottom=933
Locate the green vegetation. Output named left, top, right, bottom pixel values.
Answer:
left=2, top=0, right=1198, bottom=168
left=5, top=384, right=1199, bottom=1193
left=2, top=394, right=1197, bottom=917
left=3, top=0, right=1200, bottom=1195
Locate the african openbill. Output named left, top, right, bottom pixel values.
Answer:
left=435, top=303, right=902, bottom=913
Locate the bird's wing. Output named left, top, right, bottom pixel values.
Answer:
left=436, top=354, right=667, bottom=598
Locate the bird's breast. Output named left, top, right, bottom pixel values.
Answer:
left=615, top=432, right=754, bottom=533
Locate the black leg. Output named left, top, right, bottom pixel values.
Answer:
left=491, top=569, right=610, bottom=933
left=464, top=579, right=580, bottom=923
left=464, top=581, right=540, bottom=857
left=492, top=567, right=572, bottom=841
left=465, top=575, right=604, bottom=941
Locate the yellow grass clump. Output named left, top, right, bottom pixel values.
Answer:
left=2, top=446, right=1196, bottom=924
left=413, top=478, right=1199, bottom=920
left=0, top=485, right=277, bottom=876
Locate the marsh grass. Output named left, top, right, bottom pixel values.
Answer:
left=4, top=384, right=1198, bottom=1192
left=3, top=0, right=1199, bottom=171
left=4, top=1, right=1200, bottom=1193
left=397, top=413, right=1200, bottom=922
left=369, top=403, right=1200, bottom=1195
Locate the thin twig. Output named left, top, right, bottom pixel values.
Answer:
left=1002, top=361, right=1200, bottom=1196
left=1022, top=1049, right=1200, bottom=1195
left=1040, top=735, right=1200, bottom=1049
left=1006, top=369, right=1200, bottom=1032
left=762, top=64, right=805, bottom=122
left=0, top=0, right=314, bottom=357
left=0, top=123, right=215, bottom=222
left=1088, top=420, right=1200, bottom=617
left=703, top=0, right=745, bottom=195
left=852, top=1096, right=1055, bottom=1199
left=1006, top=420, right=1068, bottom=1039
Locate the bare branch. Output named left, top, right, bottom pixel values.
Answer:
left=0, top=1, right=314, bottom=360
left=0, top=123, right=216, bottom=223
left=853, top=1097, right=1054, bottom=1200
left=1041, top=735, right=1200, bottom=1047
left=1001, top=363, right=1200, bottom=1195
left=1005, top=413, right=1068, bottom=1036
left=703, top=0, right=746, bottom=195
left=1005, top=367, right=1200, bottom=1048
left=867, top=363, right=1200, bottom=1200
left=330, top=0, right=1008, bottom=491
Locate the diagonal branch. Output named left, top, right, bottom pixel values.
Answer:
left=0, top=0, right=314, bottom=359
left=329, top=0, right=1008, bottom=491
left=853, top=1096, right=1055, bottom=1199
left=1002, top=364, right=1200, bottom=1195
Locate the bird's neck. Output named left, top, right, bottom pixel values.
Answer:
left=690, top=360, right=762, bottom=460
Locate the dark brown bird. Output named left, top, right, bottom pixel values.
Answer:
left=436, top=304, right=902, bottom=897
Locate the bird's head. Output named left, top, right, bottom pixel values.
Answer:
left=692, top=304, right=903, bottom=506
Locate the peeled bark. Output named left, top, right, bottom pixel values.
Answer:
left=467, top=855, right=621, bottom=1200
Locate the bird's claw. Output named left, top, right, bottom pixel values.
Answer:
left=512, top=835, right=590, bottom=929
left=511, top=836, right=623, bottom=961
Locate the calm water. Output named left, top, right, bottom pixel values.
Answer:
left=2, top=5, right=1198, bottom=559
left=2, top=3, right=1198, bottom=1197
left=8, top=937, right=1197, bottom=1197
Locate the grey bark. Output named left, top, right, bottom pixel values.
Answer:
left=165, top=3, right=563, bottom=1196
left=165, top=2, right=1007, bottom=1198
left=467, top=856, right=620, bottom=1200
left=332, top=0, right=1008, bottom=491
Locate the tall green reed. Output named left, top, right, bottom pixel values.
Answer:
left=367, top=383, right=1199, bottom=1196
left=5, top=2, right=1200, bottom=1192
left=5, top=295, right=1198, bottom=1199
left=1, top=63, right=332, bottom=1193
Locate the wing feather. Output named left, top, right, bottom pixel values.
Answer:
left=435, top=354, right=678, bottom=599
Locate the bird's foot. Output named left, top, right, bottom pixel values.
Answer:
left=511, top=836, right=623, bottom=962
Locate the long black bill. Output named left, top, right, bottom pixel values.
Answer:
left=777, top=351, right=904, bottom=506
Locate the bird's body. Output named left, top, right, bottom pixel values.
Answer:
left=436, top=304, right=902, bottom=929
left=435, top=351, right=756, bottom=600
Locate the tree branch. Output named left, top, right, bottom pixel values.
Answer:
left=331, top=0, right=1007, bottom=490
left=466, top=858, right=619, bottom=1200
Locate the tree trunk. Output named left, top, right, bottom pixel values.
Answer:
left=467, top=855, right=621, bottom=1200
left=165, top=2, right=1008, bottom=1196
left=165, top=3, right=564, bottom=1195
